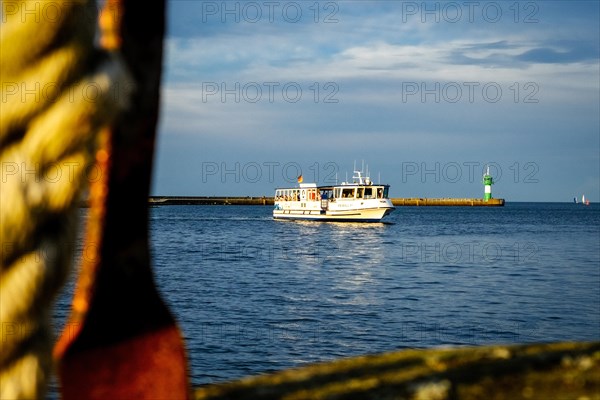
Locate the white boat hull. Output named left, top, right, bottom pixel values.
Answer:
left=273, top=207, right=393, bottom=222
left=273, top=200, right=395, bottom=222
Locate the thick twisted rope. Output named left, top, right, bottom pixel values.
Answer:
left=0, top=1, right=130, bottom=398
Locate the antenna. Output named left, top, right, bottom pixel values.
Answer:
left=378, top=172, right=381, bottom=184
left=483, top=164, right=490, bottom=177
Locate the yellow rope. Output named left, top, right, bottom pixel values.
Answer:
left=0, top=1, right=131, bottom=398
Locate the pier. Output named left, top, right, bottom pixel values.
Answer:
left=149, top=196, right=272, bottom=205
left=391, top=197, right=505, bottom=206
left=148, top=196, right=505, bottom=206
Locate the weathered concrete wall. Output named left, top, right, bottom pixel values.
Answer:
left=148, top=196, right=273, bottom=205
left=391, top=198, right=505, bottom=207
left=195, top=341, right=599, bottom=400
left=147, top=197, right=506, bottom=207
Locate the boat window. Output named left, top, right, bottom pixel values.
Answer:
left=383, top=187, right=389, bottom=198
left=356, top=188, right=364, bottom=198
left=364, top=187, right=373, bottom=198
left=342, top=188, right=355, bottom=198
left=376, top=187, right=383, bottom=199
left=334, top=188, right=342, bottom=198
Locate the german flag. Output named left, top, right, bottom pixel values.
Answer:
left=297, top=174, right=303, bottom=183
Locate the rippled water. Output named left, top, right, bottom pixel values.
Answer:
left=149, top=202, right=599, bottom=386
left=51, top=202, right=599, bottom=393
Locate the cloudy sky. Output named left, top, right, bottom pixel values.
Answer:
left=152, top=1, right=599, bottom=202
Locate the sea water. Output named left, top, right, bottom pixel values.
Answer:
left=50, top=202, right=599, bottom=393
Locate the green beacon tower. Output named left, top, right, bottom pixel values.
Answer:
left=483, top=166, right=493, bottom=201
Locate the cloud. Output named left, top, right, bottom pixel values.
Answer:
left=516, top=41, right=599, bottom=64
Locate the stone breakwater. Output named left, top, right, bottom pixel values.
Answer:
left=391, top=198, right=505, bottom=206
left=148, top=196, right=272, bottom=205
left=147, top=197, right=505, bottom=207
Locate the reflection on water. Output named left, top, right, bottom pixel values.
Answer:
left=278, top=219, right=389, bottom=266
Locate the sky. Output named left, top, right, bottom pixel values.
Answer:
left=152, top=1, right=600, bottom=202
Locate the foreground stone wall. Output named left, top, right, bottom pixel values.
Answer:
left=195, top=341, right=599, bottom=400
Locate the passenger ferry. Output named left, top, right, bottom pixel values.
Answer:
left=273, top=169, right=395, bottom=222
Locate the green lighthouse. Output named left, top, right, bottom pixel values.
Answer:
left=483, top=166, right=493, bottom=201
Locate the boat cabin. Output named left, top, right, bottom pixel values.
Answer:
left=274, top=182, right=390, bottom=202
left=330, top=185, right=389, bottom=200
left=275, top=183, right=320, bottom=202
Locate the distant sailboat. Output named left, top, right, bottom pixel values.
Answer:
left=582, top=194, right=590, bottom=206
